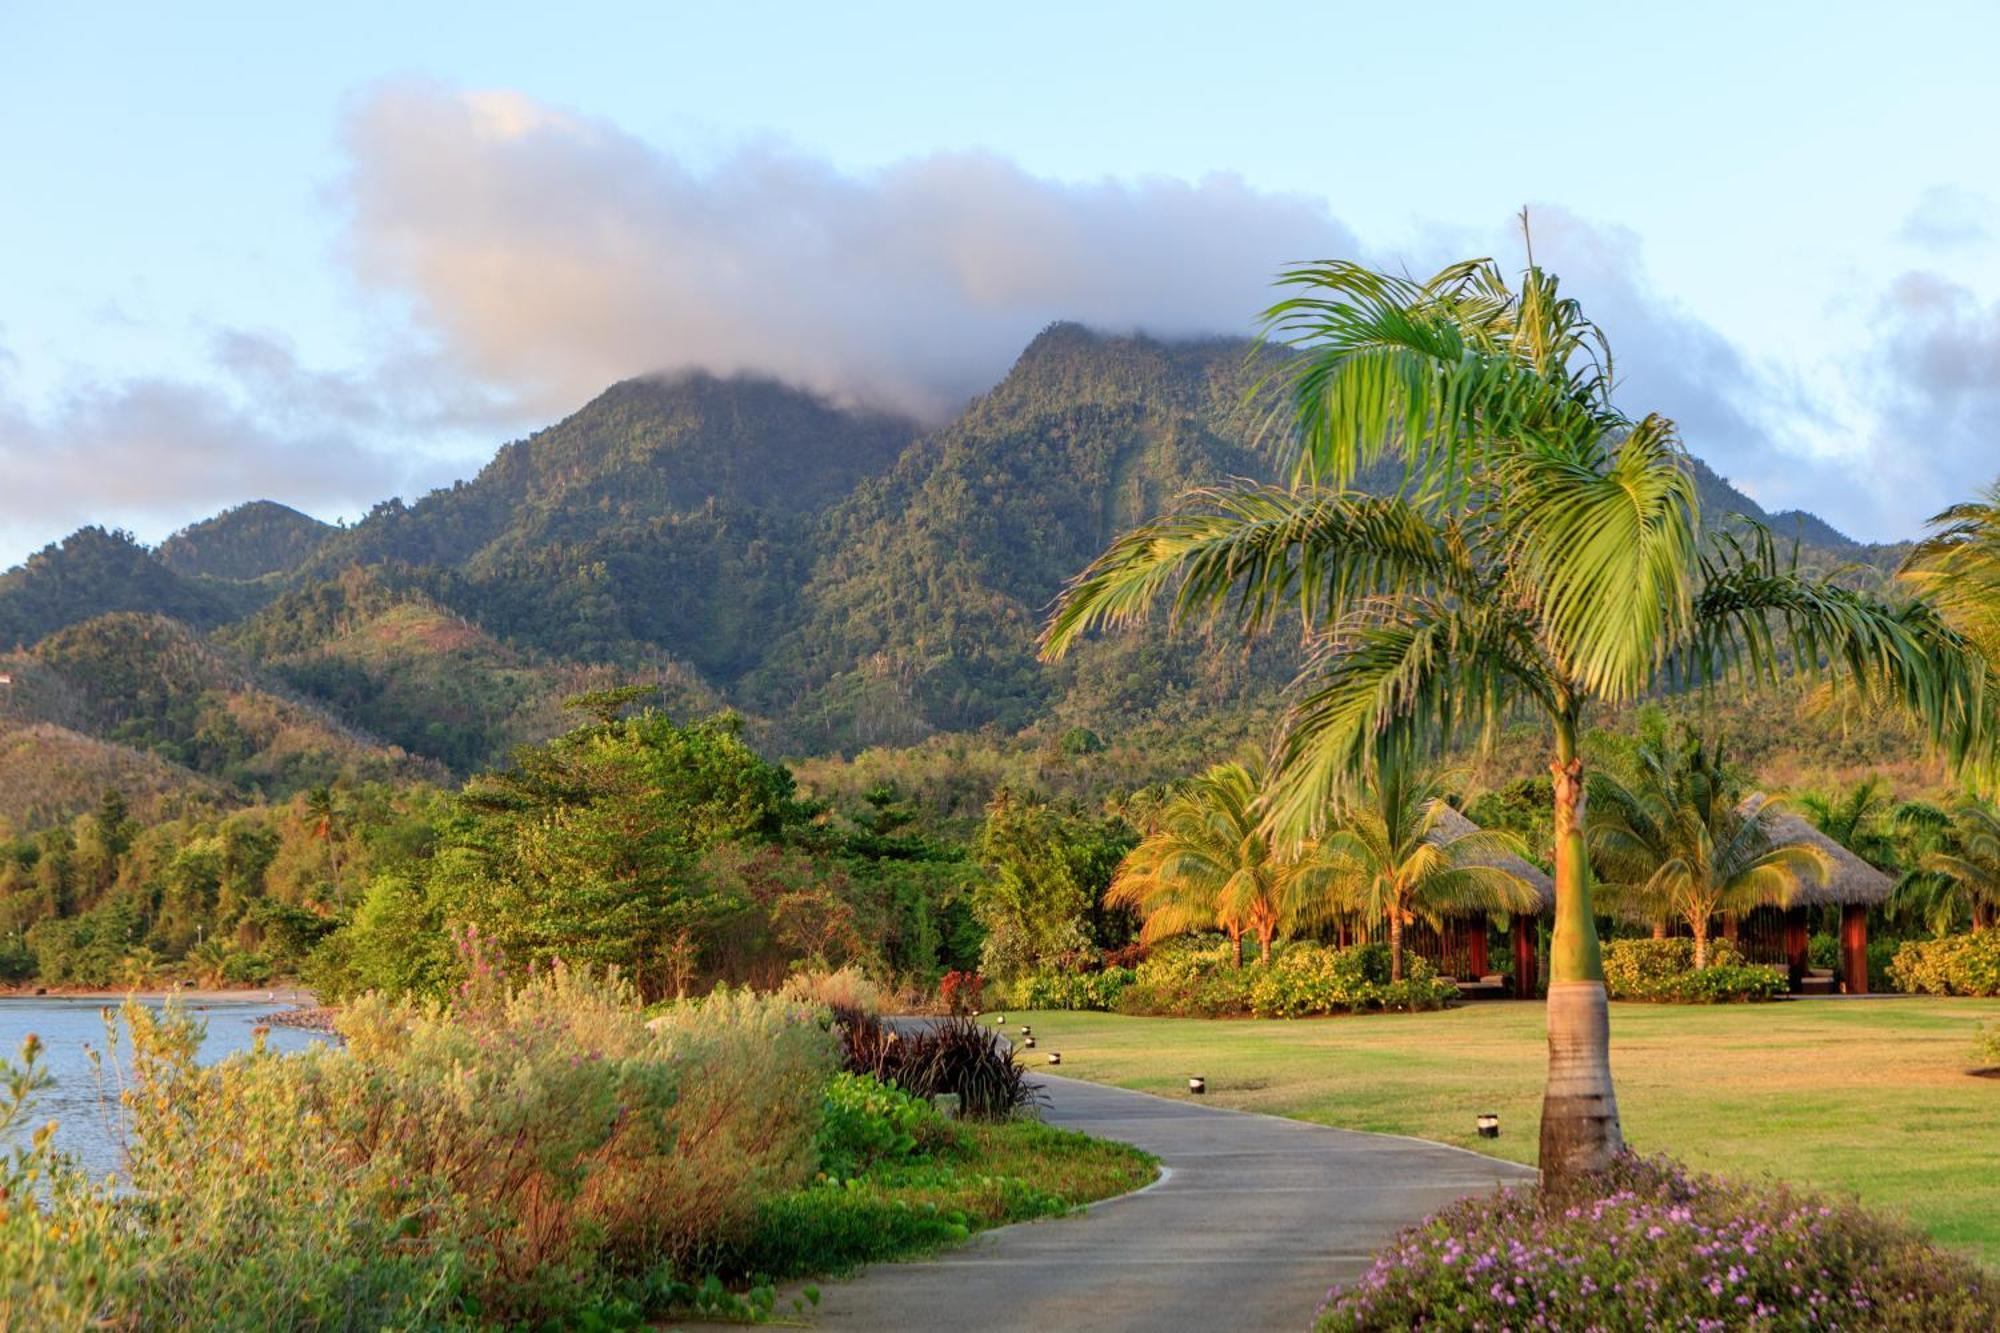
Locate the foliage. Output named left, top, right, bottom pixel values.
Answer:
left=1888, top=928, right=2000, bottom=996
left=973, top=788, right=1134, bottom=980
left=156, top=500, right=334, bottom=582
left=1016, top=966, right=1137, bottom=1011
left=1601, top=937, right=1785, bottom=1001
left=1978, top=1023, right=2000, bottom=1067
left=1112, top=937, right=1259, bottom=1017
left=843, top=1015, right=1040, bottom=1120
left=1588, top=729, right=1831, bottom=966
left=813, top=1071, right=953, bottom=1182
left=938, top=968, right=984, bottom=1014
left=1316, top=1154, right=2000, bottom=1331
left=780, top=964, right=886, bottom=1018
left=1244, top=943, right=1459, bottom=1018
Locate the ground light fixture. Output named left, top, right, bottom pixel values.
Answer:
left=1020, top=1024, right=1032, bottom=1038
left=1476, top=1112, right=1500, bottom=1138
left=995, top=1015, right=1006, bottom=1026
left=1023, top=1035, right=1036, bottom=1049
left=1047, top=1051, right=1062, bottom=1066
left=1187, top=1076, right=1206, bottom=1095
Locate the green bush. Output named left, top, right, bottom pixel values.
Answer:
left=1016, top=966, right=1136, bottom=1011
left=1246, top=944, right=1457, bottom=1018
left=1602, top=937, right=1780, bottom=1002
left=815, top=1072, right=953, bottom=1181
left=1114, top=940, right=1258, bottom=1017
left=1888, top=928, right=2000, bottom=997
left=1317, top=1154, right=2000, bottom=1331
left=1977, top=1023, right=2000, bottom=1068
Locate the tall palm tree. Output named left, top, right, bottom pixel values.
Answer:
left=1106, top=759, right=1288, bottom=966
left=1587, top=732, right=1830, bottom=967
left=304, top=785, right=344, bottom=903
left=1289, top=762, right=1542, bottom=981
left=1797, top=776, right=1897, bottom=869
left=1920, top=800, right=2000, bottom=932
left=1041, top=242, right=1985, bottom=1181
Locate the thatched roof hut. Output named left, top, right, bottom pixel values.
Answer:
left=1741, top=796, right=1897, bottom=907
left=1428, top=803, right=1555, bottom=912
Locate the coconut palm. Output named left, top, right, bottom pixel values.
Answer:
left=1797, top=776, right=1898, bottom=869
left=1106, top=758, right=1288, bottom=966
left=1588, top=732, right=1830, bottom=967
left=1288, top=762, right=1542, bottom=981
left=1920, top=800, right=2000, bottom=932
left=1041, top=242, right=1985, bottom=1181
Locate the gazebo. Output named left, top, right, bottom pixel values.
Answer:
left=1421, top=805, right=1555, bottom=999
left=1726, top=802, right=1896, bottom=994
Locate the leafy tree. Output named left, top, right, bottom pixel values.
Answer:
left=1587, top=731, right=1830, bottom=967
left=1042, top=245, right=1984, bottom=1181
left=974, top=789, right=1133, bottom=978
left=1293, top=762, right=1541, bottom=981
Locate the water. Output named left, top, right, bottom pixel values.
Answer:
left=0, top=996, right=332, bottom=1178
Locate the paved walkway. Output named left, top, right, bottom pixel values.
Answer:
left=801, top=1073, right=1533, bottom=1332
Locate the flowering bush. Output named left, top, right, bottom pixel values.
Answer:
left=938, top=969, right=985, bottom=1015
left=1602, top=937, right=1785, bottom=1002
left=1888, top=928, right=2000, bottom=996
left=1113, top=940, right=1258, bottom=1017
left=1318, top=1154, right=2000, bottom=1331
left=1977, top=1022, right=2000, bottom=1068
left=1016, top=966, right=1136, bottom=1011
left=1247, top=944, right=1458, bottom=1018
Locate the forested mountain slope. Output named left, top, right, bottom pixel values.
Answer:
left=0, top=323, right=1903, bottom=803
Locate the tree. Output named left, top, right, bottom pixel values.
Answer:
left=1290, top=762, right=1542, bottom=981
left=1041, top=242, right=1984, bottom=1181
left=1587, top=731, right=1830, bottom=967
left=974, top=789, right=1133, bottom=977
left=303, top=786, right=344, bottom=903
left=1106, top=758, right=1289, bottom=967
left=1919, top=800, right=2000, bottom=932
left=1797, top=776, right=1898, bottom=869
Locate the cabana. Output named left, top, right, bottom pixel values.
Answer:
left=1724, top=803, right=1896, bottom=994
left=1416, top=805, right=1555, bottom=1000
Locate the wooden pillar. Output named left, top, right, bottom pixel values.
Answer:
left=1468, top=913, right=1490, bottom=978
left=1783, top=906, right=1810, bottom=992
left=1511, top=916, right=1538, bottom=999
left=1840, top=904, right=1869, bottom=995
left=1721, top=912, right=1740, bottom=944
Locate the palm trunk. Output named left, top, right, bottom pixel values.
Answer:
left=1539, top=713, right=1624, bottom=1186
left=1388, top=909, right=1404, bottom=982
left=1231, top=926, right=1244, bottom=969
left=1258, top=927, right=1274, bottom=965
left=1651, top=921, right=1667, bottom=940
left=1691, top=917, right=1710, bottom=969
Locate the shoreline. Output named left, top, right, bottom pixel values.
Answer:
left=0, top=985, right=319, bottom=1008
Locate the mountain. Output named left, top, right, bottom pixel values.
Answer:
left=157, top=500, right=335, bottom=581
left=0, top=528, right=237, bottom=651
left=0, top=322, right=1901, bottom=808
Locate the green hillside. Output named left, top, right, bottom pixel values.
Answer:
left=157, top=500, right=335, bottom=581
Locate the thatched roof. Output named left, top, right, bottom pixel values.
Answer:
left=1428, top=804, right=1555, bottom=913
left=1741, top=796, right=1897, bottom=907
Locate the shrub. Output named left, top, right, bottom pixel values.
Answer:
left=844, top=1016, right=1039, bottom=1120
left=1247, top=944, right=1458, bottom=1018
left=1602, top=937, right=1782, bottom=1002
left=938, top=969, right=984, bottom=1015
left=1114, top=940, right=1258, bottom=1017
left=1888, top=928, right=2000, bottom=996
left=0, top=954, right=837, bottom=1328
left=1016, top=966, right=1135, bottom=1011
left=1317, top=1154, right=2000, bottom=1331
left=1977, top=1023, right=2000, bottom=1068
left=815, top=1072, right=954, bottom=1182
left=781, top=964, right=885, bottom=1016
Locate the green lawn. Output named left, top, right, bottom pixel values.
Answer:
left=994, top=999, right=2000, bottom=1266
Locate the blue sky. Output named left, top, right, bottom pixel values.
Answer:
left=3, top=0, right=1998, bottom=563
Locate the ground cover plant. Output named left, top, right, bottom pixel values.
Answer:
left=992, top=999, right=2000, bottom=1265
left=1316, top=1154, right=2000, bottom=1330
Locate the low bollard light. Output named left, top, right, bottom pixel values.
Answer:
left=1188, top=1076, right=1206, bottom=1095
left=1023, top=1035, right=1037, bottom=1049
left=1476, top=1112, right=1500, bottom=1138
left=1047, top=1051, right=1062, bottom=1066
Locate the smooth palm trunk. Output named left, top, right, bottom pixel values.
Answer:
left=1388, top=909, right=1404, bottom=982
left=1539, top=739, right=1625, bottom=1185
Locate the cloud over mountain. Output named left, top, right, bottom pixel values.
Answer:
left=338, top=83, right=1361, bottom=420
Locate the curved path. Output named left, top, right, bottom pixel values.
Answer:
left=803, top=1073, right=1533, bottom=1332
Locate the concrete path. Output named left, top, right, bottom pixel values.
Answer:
left=802, top=1073, right=1533, bottom=1332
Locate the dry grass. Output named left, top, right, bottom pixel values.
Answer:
left=996, top=997, right=2000, bottom=1267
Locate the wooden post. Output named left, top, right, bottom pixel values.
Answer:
left=1840, top=904, right=1869, bottom=995
left=1468, top=913, right=1490, bottom=978
left=1511, top=916, right=1538, bottom=999
left=1721, top=912, right=1740, bottom=944
left=1783, top=906, right=1810, bottom=992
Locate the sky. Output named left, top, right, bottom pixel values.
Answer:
left=3, top=0, right=1998, bottom=565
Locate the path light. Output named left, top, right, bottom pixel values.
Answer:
left=995, top=1015, right=1006, bottom=1026
left=1188, top=1076, right=1206, bottom=1095
left=1047, top=1051, right=1062, bottom=1066
left=1023, top=1035, right=1037, bottom=1049
left=1476, top=1113, right=1500, bottom=1139
left=1020, top=1024, right=1032, bottom=1038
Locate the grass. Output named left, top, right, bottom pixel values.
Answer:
left=722, top=1116, right=1158, bottom=1285
left=992, top=998, right=2000, bottom=1266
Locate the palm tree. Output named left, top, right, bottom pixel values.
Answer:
left=1920, top=800, right=2000, bottom=932
left=1587, top=732, right=1830, bottom=967
left=1289, top=763, right=1542, bottom=981
left=1797, top=776, right=1898, bottom=869
left=1041, top=241, right=1985, bottom=1181
left=304, top=786, right=344, bottom=903
left=1106, top=759, right=1288, bottom=967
